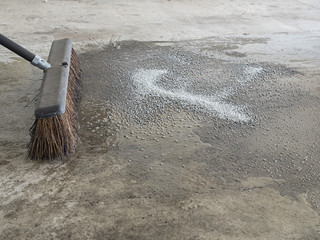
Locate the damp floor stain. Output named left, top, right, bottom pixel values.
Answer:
left=74, top=40, right=320, bottom=238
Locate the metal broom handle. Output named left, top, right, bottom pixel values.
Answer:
left=0, top=33, right=51, bottom=70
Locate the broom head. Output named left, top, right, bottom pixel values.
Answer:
left=28, top=38, right=81, bottom=160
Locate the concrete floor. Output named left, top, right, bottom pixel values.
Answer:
left=1, top=0, right=320, bottom=239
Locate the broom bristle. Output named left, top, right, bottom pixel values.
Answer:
left=28, top=49, right=81, bottom=160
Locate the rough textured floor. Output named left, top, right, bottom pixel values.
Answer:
left=1, top=0, right=320, bottom=239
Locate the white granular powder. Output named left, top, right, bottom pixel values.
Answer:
left=132, top=69, right=254, bottom=123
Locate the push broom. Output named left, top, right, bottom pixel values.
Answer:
left=0, top=34, right=81, bottom=160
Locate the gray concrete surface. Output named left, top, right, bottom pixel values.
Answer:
left=1, top=0, right=320, bottom=239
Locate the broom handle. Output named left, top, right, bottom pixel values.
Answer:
left=0, top=33, right=51, bottom=70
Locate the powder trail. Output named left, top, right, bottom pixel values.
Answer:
left=132, top=69, right=252, bottom=122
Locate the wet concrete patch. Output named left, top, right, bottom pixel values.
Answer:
left=78, top=39, right=320, bottom=216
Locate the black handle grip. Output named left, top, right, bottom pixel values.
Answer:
left=0, top=34, right=35, bottom=62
